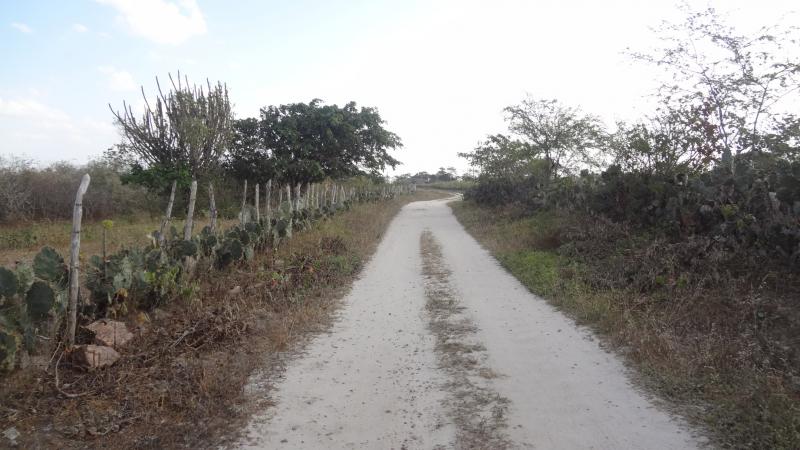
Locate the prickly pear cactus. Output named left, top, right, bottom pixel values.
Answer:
left=145, top=248, right=166, bottom=272
left=111, top=255, right=134, bottom=293
left=0, top=267, right=18, bottom=299
left=173, top=240, right=198, bottom=258
left=239, top=229, right=251, bottom=246
left=25, top=281, right=55, bottom=323
left=273, top=219, right=290, bottom=239
left=200, top=234, right=217, bottom=256
left=245, top=222, right=259, bottom=234
left=216, top=238, right=244, bottom=269
left=0, top=327, right=21, bottom=372
left=33, top=246, right=68, bottom=287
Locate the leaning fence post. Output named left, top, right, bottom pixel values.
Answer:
left=183, top=179, right=198, bottom=240
left=209, top=182, right=218, bottom=233
left=265, top=179, right=273, bottom=231
left=255, top=183, right=260, bottom=223
left=159, top=179, right=177, bottom=246
left=286, top=184, right=293, bottom=239
left=66, top=173, right=91, bottom=347
left=240, top=179, right=248, bottom=225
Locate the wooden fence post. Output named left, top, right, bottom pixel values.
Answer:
left=183, top=179, right=197, bottom=240
left=286, top=184, right=293, bottom=238
left=209, top=182, right=218, bottom=233
left=240, top=179, right=248, bottom=225
left=265, top=180, right=273, bottom=230
left=255, top=183, right=260, bottom=223
left=66, top=174, right=90, bottom=347
left=159, top=180, right=177, bottom=246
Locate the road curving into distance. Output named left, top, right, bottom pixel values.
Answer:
left=233, top=196, right=701, bottom=450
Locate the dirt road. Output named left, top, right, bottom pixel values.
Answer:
left=234, top=197, right=700, bottom=449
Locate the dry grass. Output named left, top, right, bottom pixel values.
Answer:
left=451, top=200, right=800, bottom=450
left=0, top=217, right=241, bottom=267
left=0, top=189, right=448, bottom=450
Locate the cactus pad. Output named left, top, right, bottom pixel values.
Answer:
left=0, top=267, right=18, bottom=299
left=25, top=281, right=55, bottom=323
left=33, top=246, right=68, bottom=287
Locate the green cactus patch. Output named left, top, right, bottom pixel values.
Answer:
left=174, top=240, right=198, bottom=258
left=0, top=267, right=18, bottom=299
left=216, top=238, right=244, bottom=269
left=274, top=219, right=289, bottom=238
left=33, top=246, right=68, bottom=287
left=13, top=264, right=34, bottom=297
left=228, top=239, right=243, bottom=260
left=0, top=327, right=21, bottom=372
left=145, top=249, right=166, bottom=272
left=25, top=281, right=55, bottom=323
left=111, top=256, right=134, bottom=292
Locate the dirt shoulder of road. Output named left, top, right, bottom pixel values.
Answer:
left=0, top=189, right=448, bottom=450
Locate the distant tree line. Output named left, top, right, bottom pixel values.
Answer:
left=394, top=167, right=461, bottom=184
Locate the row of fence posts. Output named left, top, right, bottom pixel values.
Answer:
left=63, top=175, right=416, bottom=345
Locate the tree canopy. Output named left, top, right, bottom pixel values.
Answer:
left=227, top=99, right=401, bottom=185
left=630, top=6, right=800, bottom=174
left=460, top=98, right=604, bottom=185
left=109, top=73, right=232, bottom=191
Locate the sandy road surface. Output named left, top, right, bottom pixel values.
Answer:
left=233, top=197, right=700, bottom=449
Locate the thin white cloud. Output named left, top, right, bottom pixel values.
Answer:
left=98, top=66, right=138, bottom=91
left=0, top=98, right=116, bottom=161
left=72, top=23, right=89, bottom=33
left=11, top=22, right=32, bottom=33
left=0, top=97, right=68, bottom=121
left=95, top=0, right=206, bottom=45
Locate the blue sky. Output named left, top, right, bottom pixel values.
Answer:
left=1, top=0, right=796, bottom=175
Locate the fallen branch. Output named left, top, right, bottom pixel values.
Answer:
left=55, top=350, right=89, bottom=399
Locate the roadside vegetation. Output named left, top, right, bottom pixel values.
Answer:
left=0, top=70, right=427, bottom=447
left=1, top=189, right=444, bottom=449
left=454, top=7, right=800, bottom=449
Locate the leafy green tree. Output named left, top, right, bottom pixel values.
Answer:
left=609, top=105, right=719, bottom=177
left=228, top=99, right=402, bottom=185
left=503, top=98, right=605, bottom=184
left=459, top=134, right=540, bottom=181
left=225, top=117, right=277, bottom=185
